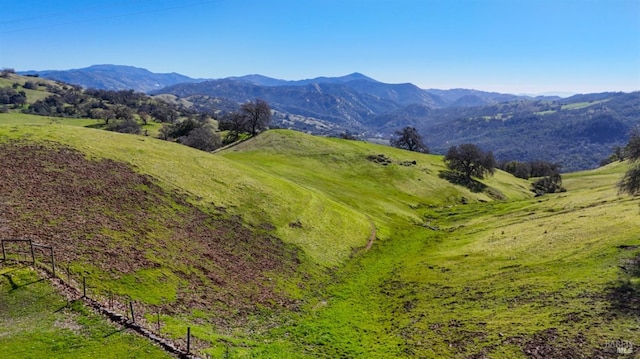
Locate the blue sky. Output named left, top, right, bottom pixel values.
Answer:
left=1, top=0, right=638, bottom=94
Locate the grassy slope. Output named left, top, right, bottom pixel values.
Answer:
left=1, top=114, right=638, bottom=357
left=221, top=131, right=532, bottom=237
left=0, top=74, right=58, bottom=104
left=0, top=265, right=170, bottom=359
left=220, top=132, right=639, bottom=357
left=0, top=115, right=369, bottom=267
left=269, top=163, right=640, bottom=358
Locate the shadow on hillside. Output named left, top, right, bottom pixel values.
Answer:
left=438, top=170, right=487, bottom=193
left=606, top=249, right=640, bottom=318
left=84, top=122, right=107, bottom=129
left=1, top=272, right=44, bottom=292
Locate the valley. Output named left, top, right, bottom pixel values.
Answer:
left=4, top=0, right=639, bottom=356
left=0, top=112, right=638, bottom=357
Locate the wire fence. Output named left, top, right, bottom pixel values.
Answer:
left=0, top=238, right=201, bottom=359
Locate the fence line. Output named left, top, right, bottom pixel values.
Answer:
left=0, top=238, right=199, bottom=359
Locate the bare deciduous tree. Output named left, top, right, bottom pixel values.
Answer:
left=390, top=127, right=428, bottom=153
left=240, top=99, right=271, bottom=136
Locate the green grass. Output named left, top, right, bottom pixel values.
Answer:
left=0, top=118, right=373, bottom=267
left=0, top=74, right=58, bottom=104
left=0, top=265, right=171, bottom=359
left=277, top=161, right=640, bottom=358
left=221, top=131, right=532, bottom=236
left=0, top=112, right=97, bottom=127
left=0, top=114, right=638, bottom=357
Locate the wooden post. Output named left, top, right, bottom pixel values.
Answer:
left=186, top=327, right=191, bottom=354
left=157, top=310, right=161, bottom=333
left=28, top=238, right=35, bottom=264
left=82, top=276, right=86, bottom=298
left=1, top=240, right=5, bottom=261
left=50, top=247, right=55, bottom=278
left=129, top=301, right=135, bottom=323
left=67, top=262, right=70, bottom=284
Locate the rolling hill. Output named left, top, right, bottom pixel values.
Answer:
left=1, top=111, right=639, bottom=357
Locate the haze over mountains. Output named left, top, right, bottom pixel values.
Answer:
left=20, top=64, right=640, bottom=172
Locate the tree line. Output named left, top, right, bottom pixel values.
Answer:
left=390, top=125, right=564, bottom=195
left=391, top=123, right=640, bottom=197
left=0, top=74, right=271, bottom=152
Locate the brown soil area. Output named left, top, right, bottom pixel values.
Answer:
left=0, top=140, right=300, bottom=321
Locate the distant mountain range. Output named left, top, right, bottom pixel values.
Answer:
left=16, top=64, right=640, bottom=171
left=19, top=65, right=201, bottom=93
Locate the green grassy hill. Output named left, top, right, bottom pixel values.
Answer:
left=0, top=113, right=638, bottom=357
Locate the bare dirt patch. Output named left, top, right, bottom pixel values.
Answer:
left=0, top=140, right=300, bottom=321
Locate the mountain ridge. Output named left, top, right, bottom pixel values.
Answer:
left=19, top=64, right=544, bottom=101
left=19, top=64, right=202, bottom=93
left=11, top=64, right=640, bottom=171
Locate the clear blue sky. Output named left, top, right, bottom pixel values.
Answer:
left=1, top=0, right=638, bottom=94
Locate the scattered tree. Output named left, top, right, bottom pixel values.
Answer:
left=532, top=173, right=565, bottom=196
left=444, top=143, right=496, bottom=181
left=618, top=127, right=640, bottom=196
left=500, top=160, right=562, bottom=180
left=0, top=68, right=15, bottom=78
left=501, top=160, right=531, bottom=179
left=157, top=117, right=221, bottom=152
left=240, top=99, right=271, bottom=136
left=23, top=81, right=38, bottom=90
left=339, top=132, right=358, bottom=140
left=113, top=104, right=134, bottom=120
left=179, top=126, right=221, bottom=151
left=106, top=118, right=141, bottom=134
left=218, top=99, right=272, bottom=143
left=138, top=112, right=150, bottom=126
left=390, top=126, right=429, bottom=153
left=166, top=117, right=201, bottom=139
left=90, top=108, right=116, bottom=125
left=0, top=88, right=27, bottom=107
left=219, top=112, right=247, bottom=144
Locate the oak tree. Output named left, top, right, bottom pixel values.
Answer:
left=444, top=143, right=496, bottom=180
left=390, top=126, right=429, bottom=153
left=618, top=127, right=640, bottom=196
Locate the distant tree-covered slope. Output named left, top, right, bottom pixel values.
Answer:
left=419, top=92, right=640, bottom=171
left=19, top=64, right=202, bottom=93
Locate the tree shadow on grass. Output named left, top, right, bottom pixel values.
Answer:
left=2, top=272, right=44, bottom=292
left=438, top=170, right=487, bottom=193
left=103, top=328, right=127, bottom=338
left=84, top=122, right=107, bottom=129
left=606, top=249, right=640, bottom=318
